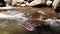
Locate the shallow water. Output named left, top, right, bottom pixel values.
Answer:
left=0, top=7, right=60, bottom=34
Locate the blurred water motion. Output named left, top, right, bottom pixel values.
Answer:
left=0, top=7, right=60, bottom=34
left=0, top=10, right=29, bottom=34
left=0, top=19, right=28, bottom=34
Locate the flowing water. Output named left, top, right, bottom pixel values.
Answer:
left=0, top=7, right=60, bottom=34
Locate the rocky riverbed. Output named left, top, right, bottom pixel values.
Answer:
left=0, top=7, right=60, bottom=34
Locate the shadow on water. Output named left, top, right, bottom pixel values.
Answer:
left=32, top=4, right=52, bottom=8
